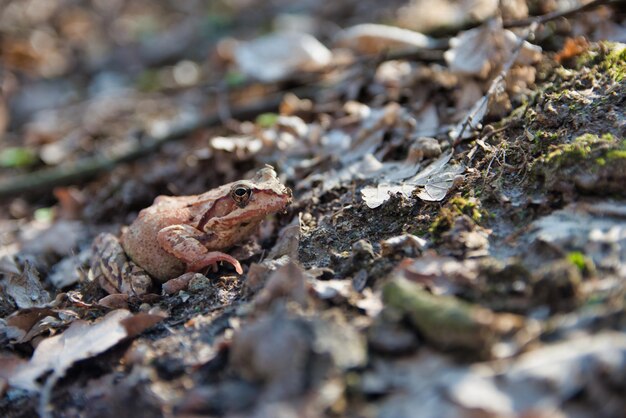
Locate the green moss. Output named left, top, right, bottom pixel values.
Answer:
left=255, top=112, right=279, bottom=128
left=606, top=149, right=626, bottom=160
left=566, top=251, right=597, bottom=278
left=428, top=207, right=456, bottom=238
left=34, top=207, right=54, bottom=222
left=0, top=147, right=37, bottom=168
left=577, top=43, right=626, bottom=82
left=428, top=196, right=483, bottom=239
left=567, top=251, right=586, bottom=271
left=602, top=44, right=626, bottom=82
left=534, top=132, right=626, bottom=196
left=543, top=133, right=619, bottom=167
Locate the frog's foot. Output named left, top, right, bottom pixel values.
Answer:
left=187, top=251, right=243, bottom=275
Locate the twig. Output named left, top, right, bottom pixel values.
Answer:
left=504, top=0, right=626, bottom=28
left=0, top=88, right=312, bottom=198
left=452, top=21, right=539, bottom=150
left=38, top=370, right=62, bottom=418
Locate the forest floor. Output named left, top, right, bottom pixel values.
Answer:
left=1, top=1, right=625, bottom=417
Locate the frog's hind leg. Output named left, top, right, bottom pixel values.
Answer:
left=158, top=224, right=243, bottom=275
left=187, top=252, right=243, bottom=275
left=91, top=233, right=153, bottom=296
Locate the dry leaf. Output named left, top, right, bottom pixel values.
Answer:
left=3, top=307, right=73, bottom=344
left=531, top=201, right=626, bottom=274
left=234, top=32, right=332, bottom=82
left=7, top=309, right=165, bottom=391
left=361, top=152, right=464, bottom=208
left=555, top=37, right=590, bottom=63
left=335, top=24, right=441, bottom=54
left=253, top=262, right=308, bottom=310
left=97, top=293, right=130, bottom=309
left=447, top=332, right=626, bottom=416
left=444, top=21, right=541, bottom=78
left=396, top=0, right=498, bottom=33
left=1, top=260, right=50, bottom=309
left=380, top=234, right=428, bottom=257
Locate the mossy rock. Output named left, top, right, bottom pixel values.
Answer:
left=534, top=133, right=626, bottom=196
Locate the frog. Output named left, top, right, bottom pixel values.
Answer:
left=90, top=166, right=292, bottom=296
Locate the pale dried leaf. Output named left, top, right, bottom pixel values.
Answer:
left=268, top=216, right=301, bottom=260
left=210, top=135, right=263, bottom=154
left=7, top=309, right=164, bottom=391
left=20, top=220, right=86, bottom=257
left=396, top=0, right=498, bottom=33
left=335, top=24, right=441, bottom=54
left=253, top=262, right=308, bottom=310
left=361, top=184, right=417, bottom=209
left=48, top=248, right=91, bottom=289
left=380, top=234, right=428, bottom=257
left=444, top=21, right=542, bottom=78
left=414, top=163, right=464, bottom=201
left=447, top=333, right=626, bottom=416
left=4, top=307, right=77, bottom=344
left=531, top=202, right=626, bottom=273
left=234, top=32, right=332, bottom=82
left=2, top=261, right=50, bottom=309
left=361, top=152, right=463, bottom=208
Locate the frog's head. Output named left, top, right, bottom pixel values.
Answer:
left=198, top=166, right=292, bottom=240
left=229, top=166, right=292, bottom=213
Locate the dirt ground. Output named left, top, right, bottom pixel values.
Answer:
left=1, top=1, right=626, bottom=417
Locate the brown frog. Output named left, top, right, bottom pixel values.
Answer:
left=90, top=166, right=292, bottom=296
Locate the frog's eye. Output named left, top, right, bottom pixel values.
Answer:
left=231, top=184, right=252, bottom=207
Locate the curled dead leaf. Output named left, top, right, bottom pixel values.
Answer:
left=335, top=24, right=442, bottom=54
left=6, top=309, right=165, bottom=391
left=233, top=32, right=332, bottom=82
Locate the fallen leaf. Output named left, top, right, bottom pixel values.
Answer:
left=7, top=309, right=164, bottom=391
left=253, top=262, right=309, bottom=310
left=360, top=184, right=418, bottom=209
left=47, top=248, right=91, bottom=289
left=233, top=32, right=332, bottom=82
left=1, top=260, right=50, bottom=309
left=447, top=332, right=626, bottom=417
left=555, top=37, right=590, bottom=63
left=361, top=151, right=464, bottom=208
left=3, top=307, right=75, bottom=344
left=444, top=20, right=542, bottom=78
left=97, top=293, right=130, bottom=309
left=395, top=256, right=478, bottom=295
left=268, top=216, right=301, bottom=260
left=380, top=234, right=428, bottom=257
left=396, top=0, right=499, bottom=33
left=335, top=24, right=442, bottom=54
left=531, top=201, right=626, bottom=274
left=210, top=135, right=263, bottom=155
left=20, top=220, right=86, bottom=257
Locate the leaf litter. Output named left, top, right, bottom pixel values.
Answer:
left=1, top=1, right=626, bottom=417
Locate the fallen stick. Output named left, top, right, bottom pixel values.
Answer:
left=0, top=90, right=299, bottom=198
left=504, top=0, right=625, bottom=28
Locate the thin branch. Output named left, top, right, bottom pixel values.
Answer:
left=504, top=0, right=626, bottom=28
left=453, top=21, right=539, bottom=149
left=0, top=89, right=312, bottom=198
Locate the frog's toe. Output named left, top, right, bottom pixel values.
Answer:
left=188, top=252, right=243, bottom=275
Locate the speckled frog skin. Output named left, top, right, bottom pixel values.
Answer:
left=91, top=167, right=292, bottom=295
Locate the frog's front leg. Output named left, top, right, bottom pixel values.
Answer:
left=91, top=233, right=153, bottom=296
left=157, top=225, right=243, bottom=275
